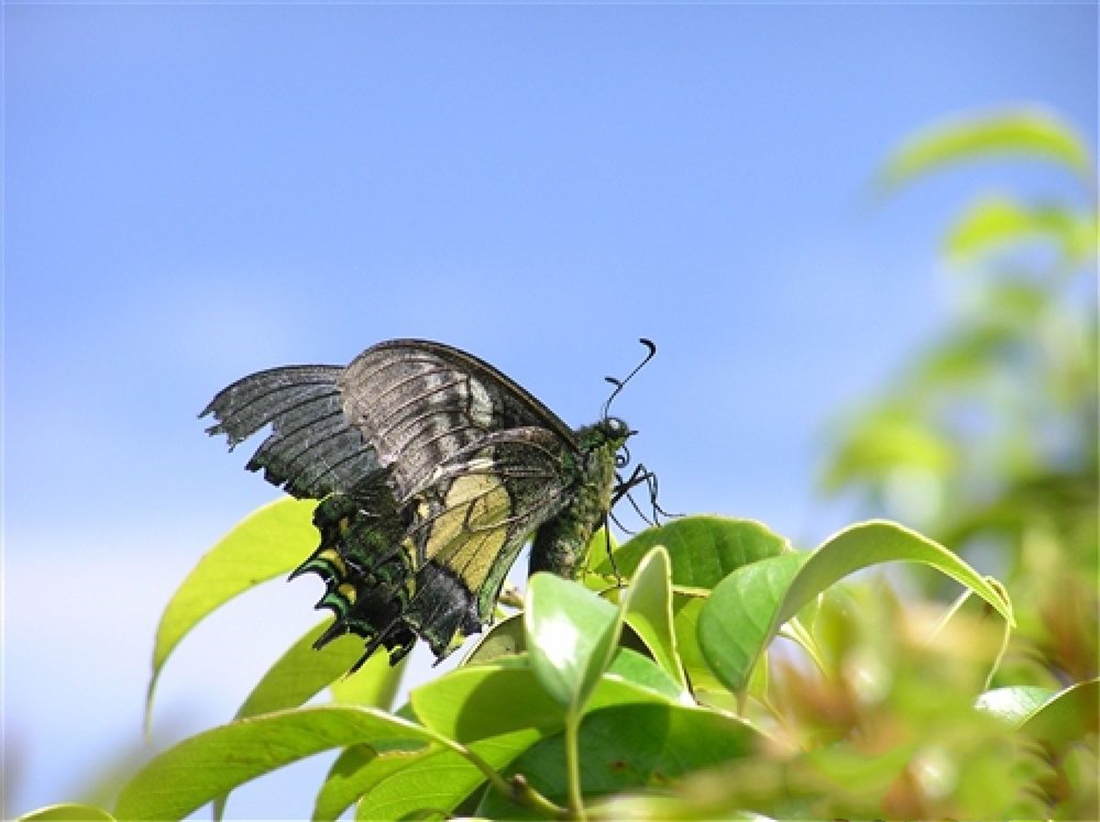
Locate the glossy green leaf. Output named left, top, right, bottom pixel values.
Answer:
left=412, top=650, right=680, bottom=744
left=357, top=728, right=542, bottom=820
left=878, top=108, right=1093, bottom=190
left=114, top=706, right=437, bottom=821
left=17, top=805, right=115, bottom=821
left=145, top=498, right=318, bottom=727
left=698, top=553, right=810, bottom=694
left=597, top=516, right=791, bottom=588
left=699, top=520, right=1013, bottom=692
left=619, top=546, right=689, bottom=692
left=525, top=574, right=622, bottom=711
left=477, top=702, right=759, bottom=818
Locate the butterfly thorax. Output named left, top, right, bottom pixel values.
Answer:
left=528, top=417, right=631, bottom=579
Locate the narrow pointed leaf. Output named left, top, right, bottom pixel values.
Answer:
left=114, top=706, right=437, bottom=821
left=946, top=196, right=1096, bottom=264
left=619, top=546, right=689, bottom=692
left=146, top=498, right=318, bottom=726
left=313, top=745, right=427, bottom=822
left=234, top=622, right=382, bottom=719
left=878, top=107, right=1092, bottom=190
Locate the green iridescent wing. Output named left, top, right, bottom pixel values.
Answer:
left=203, top=340, right=594, bottom=666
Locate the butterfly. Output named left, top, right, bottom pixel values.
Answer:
left=202, top=338, right=657, bottom=671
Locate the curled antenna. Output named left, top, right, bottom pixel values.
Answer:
left=601, top=337, right=657, bottom=419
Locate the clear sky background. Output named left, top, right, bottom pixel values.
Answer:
left=4, top=2, right=1097, bottom=818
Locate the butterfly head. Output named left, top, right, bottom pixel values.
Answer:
left=600, top=415, right=635, bottom=468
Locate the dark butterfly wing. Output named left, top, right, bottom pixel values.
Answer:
left=201, top=365, right=380, bottom=498
left=203, top=340, right=589, bottom=666
left=201, top=339, right=578, bottom=501
left=339, top=340, right=578, bottom=499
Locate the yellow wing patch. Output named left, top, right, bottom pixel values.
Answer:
left=423, top=471, right=512, bottom=593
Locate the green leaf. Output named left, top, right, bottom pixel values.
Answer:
left=598, top=516, right=791, bottom=589
left=329, top=649, right=406, bottom=710
left=620, top=546, right=689, bottom=693
left=477, top=702, right=759, bottom=818
left=697, top=553, right=810, bottom=695
left=1017, top=678, right=1100, bottom=746
left=525, top=574, right=622, bottom=711
left=313, top=745, right=428, bottom=822
left=113, top=706, right=437, bottom=821
left=411, top=651, right=680, bottom=744
left=356, top=728, right=543, bottom=820
left=698, top=520, right=1013, bottom=692
left=975, top=686, right=1058, bottom=726
left=17, top=805, right=115, bottom=821
left=945, top=196, right=1097, bottom=265
left=233, top=622, right=385, bottom=719
left=822, top=407, right=955, bottom=491
left=878, top=107, right=1093, bottom=190
left=463, top=613, right=527, bottom=665
left=145, top=498, right=318, bottom=728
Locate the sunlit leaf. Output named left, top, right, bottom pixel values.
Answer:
left=975, top=686, right=1057, bottom=726
left=233, top=622, right=385, bottom=719
left=114, top=706, right=437, bottom=821
left=412, top=651, right=679, bottom=745
left=525, top=574, right=622, bottom=711
left=145, top=498, right=317, bottom=728
left=313, top=745, right=392, bottom=822
left=945, top=196, right=1096, bottom=264
left=878, top=108, right=1092, bottom=190
left=1017, top=678, right=1100, bottom=746
left=356, top=728, right=542, bottom=820
left=17, top=805, right=115, bottom=821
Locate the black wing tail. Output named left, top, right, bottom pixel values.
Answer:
left=201, top=365, right=379, bottom=498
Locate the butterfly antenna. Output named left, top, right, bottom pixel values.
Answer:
left=601, top=338, right=657, bottom=419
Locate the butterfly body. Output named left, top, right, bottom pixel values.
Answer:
left=203, top=339, right=637, bottom=669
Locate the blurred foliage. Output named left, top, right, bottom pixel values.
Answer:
left=823, top=105, right=1098, bottom=689
left=17, top=107, right=1098, bottom=821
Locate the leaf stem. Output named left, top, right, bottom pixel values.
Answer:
left=563, top=709, right=587, bottom=821
left=441, top=737, right=567, bottom=819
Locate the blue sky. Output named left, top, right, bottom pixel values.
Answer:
left=4, top=2, right=1097, bottom=818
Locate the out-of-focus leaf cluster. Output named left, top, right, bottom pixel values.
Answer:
left=822, top=106, right=1098, bottom=691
